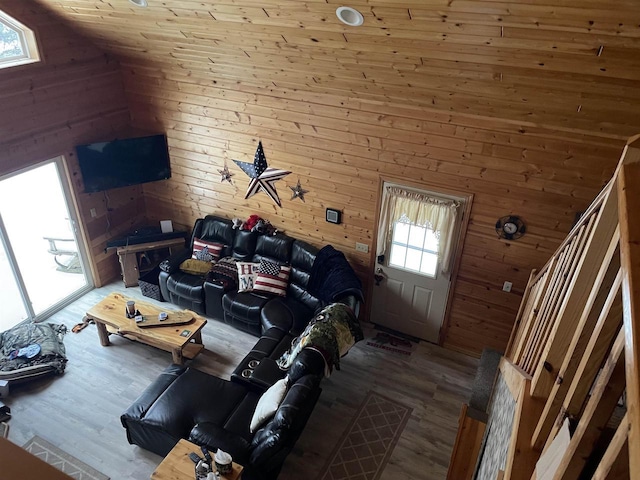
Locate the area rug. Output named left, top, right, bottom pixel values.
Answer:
left=316, top=391, right=413, bottom=480
left=365, top=331, right=417, bottom=356
left=23, top=435, right=109, bottom=480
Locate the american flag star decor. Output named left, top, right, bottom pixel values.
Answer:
left=233, top=141, right=291, bottom=207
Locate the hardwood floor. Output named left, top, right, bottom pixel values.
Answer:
left=4, top=282, right=478, bottom=479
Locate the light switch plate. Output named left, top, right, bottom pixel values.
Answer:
left=356, top=242, right=369, bottom=253
left=503, top=281, right=513, bottom=292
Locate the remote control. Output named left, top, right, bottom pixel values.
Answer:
left=189, top=452, right=203, bottom=464
left=201, top=445, right=213, bottom=464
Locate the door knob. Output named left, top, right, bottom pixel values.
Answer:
left=374, top=268, right=384, bottom=286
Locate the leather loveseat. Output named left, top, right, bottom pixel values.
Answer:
left=121, top=348, right=325, bottom=480
left=158, top=215, right=362, bottom=338
left=121, top=299, right=358, bottom=478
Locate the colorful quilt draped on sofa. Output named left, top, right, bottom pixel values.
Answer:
left=277, top=302, right=363, bottom=376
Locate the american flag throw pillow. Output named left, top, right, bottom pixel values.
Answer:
left=192, top=238, right=223, bottom=263
left=254, top=259, right=291, bottom=296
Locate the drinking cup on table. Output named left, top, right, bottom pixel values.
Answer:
left=126, top=301, right=136, bottom=317
left=214, top=449, right=232, bottom=474
left=195, top=459, right=211, bottom=479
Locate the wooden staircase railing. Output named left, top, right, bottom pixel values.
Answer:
left=617, top=136, right=640, bottom=478
left=449, top=135, right=640, bottom=480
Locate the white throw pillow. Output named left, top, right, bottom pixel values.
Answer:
left=250, top=376, right=288, bottom=433
left=237, top=262, right=260, bottom=292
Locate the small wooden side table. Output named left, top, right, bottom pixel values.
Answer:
left=152, top=439, right=243, bottom=480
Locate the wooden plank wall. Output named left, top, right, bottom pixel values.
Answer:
left=0, top=0, right=136, bottom=286
left=22, top=0, right=640, bottom=355
left=124, top=75, right=620, bottom=355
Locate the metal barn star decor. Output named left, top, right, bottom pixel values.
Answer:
left=218, top=163, right=234, bottom=183
left=289, top=179, right=309, bottom=202
left=233, top=141, right=291, bottom=207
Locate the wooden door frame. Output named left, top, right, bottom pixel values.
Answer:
left=366, top=175, right=474, bottom=346
left=56, top=155, right=97, bottom=288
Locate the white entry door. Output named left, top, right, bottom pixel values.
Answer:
left=371, top=186, right=464, bottom=343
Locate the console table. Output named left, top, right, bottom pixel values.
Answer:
left=116, top=237, right=185, bottom=287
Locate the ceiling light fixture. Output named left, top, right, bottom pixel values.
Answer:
left=336, top=6, right=364, bottom=27
left=129, top=0, right=148, bottom=7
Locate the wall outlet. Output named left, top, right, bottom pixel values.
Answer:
left=355, top=242, right=369, bottom=253
left=503, top=281, right=513, bottom=293
left=90, top=208, right=97, bottom=218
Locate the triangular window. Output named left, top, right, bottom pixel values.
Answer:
left=0, top=10, right=39, bottom=69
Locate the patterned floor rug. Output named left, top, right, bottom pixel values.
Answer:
left=23, top=435, right=109, bottom=480
left=316, top=391, right=413, bottom=480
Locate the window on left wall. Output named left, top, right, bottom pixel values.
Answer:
left=0, top=9, right=39, bottom=69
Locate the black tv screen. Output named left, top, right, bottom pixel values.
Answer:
left=76, top=134, right=171, bottom=193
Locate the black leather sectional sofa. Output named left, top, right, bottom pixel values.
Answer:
left=121, top=215, right=363, bottom=479
left=158, top=215, right=361, bottom=335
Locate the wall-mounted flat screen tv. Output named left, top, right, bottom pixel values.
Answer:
left=75, top=134, right=171, bottom=193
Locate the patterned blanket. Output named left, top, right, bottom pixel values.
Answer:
left=0, top=322, right=67, bottom=374
left=277, top=303, right=363, bottom=376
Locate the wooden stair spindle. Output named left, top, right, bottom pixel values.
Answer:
left=552, top=329, right=627, bottom=480
left=591, top=414, right=630, bottom=480
left=541, top=270, right=623, bottom=455
left=532, top=234, right=621, bottom=452
left=505, top=269, right=537, bottom=360
left=530, top=182, right=619, bottom=401
left=617, top=135, right=640, bottom=480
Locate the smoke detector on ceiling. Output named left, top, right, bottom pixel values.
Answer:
left=129, top=0, right=148, bottom=7
left=336, top=7, right=364, bottom=27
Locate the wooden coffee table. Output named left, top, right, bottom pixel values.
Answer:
left=151, top=439, right=243, bottom=480
left=86, top=293, right=207, bottom=365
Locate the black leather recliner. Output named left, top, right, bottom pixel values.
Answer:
left=159, top=216, right=239, bottom=315
left=219, top=233, right=320, bottom=336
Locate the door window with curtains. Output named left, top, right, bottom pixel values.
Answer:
left=376, top=186, right=460, bottom=275
left=389, top=215, right=440, bottom=278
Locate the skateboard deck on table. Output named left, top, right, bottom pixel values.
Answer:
left=136, top=310, right=194, bottom=328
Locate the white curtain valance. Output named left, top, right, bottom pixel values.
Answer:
left=376, top=186, right=460, bottom=274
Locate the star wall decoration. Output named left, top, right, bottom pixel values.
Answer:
left=289, top=179, right=309, bottom=202
left=218, top=163, right=234, bottom=183
left=233, top=141, right=291, bottom=207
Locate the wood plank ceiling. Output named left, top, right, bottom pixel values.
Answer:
left=24, top=0, right=640, bottom=355
left=38, top=0, right=640, bottom=138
